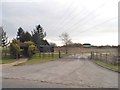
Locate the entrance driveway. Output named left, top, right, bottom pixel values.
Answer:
left=2, top=54, right=118, bottom=88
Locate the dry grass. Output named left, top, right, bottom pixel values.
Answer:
left=55, top=47, right=118, bottom=64
left=55, top=47, right=118, bottom=54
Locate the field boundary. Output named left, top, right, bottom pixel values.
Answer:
left=92, top=60, right=119, bottom=73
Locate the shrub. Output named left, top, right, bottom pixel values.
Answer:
left=25, top=41, right=37, bottom=58
left=9, top=39, right=20, bottom=59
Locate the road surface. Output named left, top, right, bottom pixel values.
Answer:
left=2, top=54, right=118, bottom=88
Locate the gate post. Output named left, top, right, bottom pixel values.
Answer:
left=91, top=52, right=93, bottom=59
left=59, top=50, right=61, bottom=58
left=106, top=53, right=108, bottom=63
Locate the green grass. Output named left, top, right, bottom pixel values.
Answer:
left=0, top=55, right=18, bottom=64
left=0, top=47, right=17, bottom=64
left=20, top=53, right=66, bottom=65
left=2, top=47, right=10, bottom=54
left=94, top=60, right=120, bottom=72
left=0, top=60, right=2, bottom=64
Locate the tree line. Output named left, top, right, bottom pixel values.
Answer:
left=0, top=25, right=85, bottom=58
left=1, top=24, right=51, bottom=59
left=2, top=24, right=116, bottom=59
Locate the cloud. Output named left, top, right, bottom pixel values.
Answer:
left=0, top=2, right=2, bottom=26
left=2, top=0, right=118, bottom=46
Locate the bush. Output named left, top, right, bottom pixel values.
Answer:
left=2, top=47, right=10, bottom=56
left=25, top=41, right=37, bottom=58
left=9, top=39, right=20, bottom=59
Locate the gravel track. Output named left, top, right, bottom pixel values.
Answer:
left=2, top=54, right=118, bottom=88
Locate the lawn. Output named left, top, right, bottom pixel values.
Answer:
left=21, top=53, right=66, bottom=65
left=0, top=47, right=18, bottom=64
left=0, top=55, right=18, bottom=64
left=94, top=60, right=120, bottom=72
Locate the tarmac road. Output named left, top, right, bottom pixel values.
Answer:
left=2, top=54, right=118, bottom=88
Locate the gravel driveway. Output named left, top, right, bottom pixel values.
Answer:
left=2, top=54, right=118, bottom=88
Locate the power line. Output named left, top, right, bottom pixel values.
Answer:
left=61, top=3, right=106, bottom=32
left=52, top=1, right=75, bottom=30
left=56, top=5, right=87, bottom=31
left=77, top=17, right=117, bottom=33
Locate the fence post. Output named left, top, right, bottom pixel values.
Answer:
left=93, top=52, right=94, bottom=60
left=96, top=52, right=98, bottom=60
left=100, top=53, right=102, bottom=61
left=51, top=52, right=54, bottom=58
left=39, top=51, right=41, bottom=57
left=59, top=50, right=61, bottom=58
left=106, top=53, right=108, bottom=63
left=91, top=52, right=93, bottom=59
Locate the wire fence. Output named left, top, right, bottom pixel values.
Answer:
left=90, top=52, right=119, bottom=65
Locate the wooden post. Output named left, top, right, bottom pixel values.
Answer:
left=106, top=53, right=108, bottom=63
left=51, top=52, right=54, bottom=58
left=96, top=52, right=98, bottom=60
left=39, top=51, right=41, bottom=57
left=43, top=52, right=45, bottom=58
left=91, top=52, right=93, bottom=59
left=93, top=52, right=94, bottom=60
left=59, top=50, right=61, bottom=58
left=100, top=53, right=102, bottom=61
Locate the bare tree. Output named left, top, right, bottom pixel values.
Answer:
left=59, top=32, right=72, bottom=54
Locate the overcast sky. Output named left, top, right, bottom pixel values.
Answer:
left=1, top=0, right=119, bottom=46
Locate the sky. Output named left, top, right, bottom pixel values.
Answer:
left=1, top=0, right=119, bottom=46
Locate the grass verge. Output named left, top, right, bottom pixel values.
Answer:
left=19, top=53, right=66, bottom=65
left=94, top=60, right=120, bottom=72
left=0, top=55, right=18, bottom=64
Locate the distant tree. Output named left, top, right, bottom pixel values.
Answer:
left=17, top=27, right=25, bottom=42
left=31, top=24, right=47, bottom=48
left=32, top=25, right=46, bottom=40
left=1, top=27, right=9, bottom=48
left=17, top=27, right=24, bottom=38
left=17, top=27, right=32, bottom=42
left=59, top=32, right=72, bottom=54
left=24, top=31, right=32, bottom=42
left=67, top=43, right=83, bottom=47
left=1, top=27, right=10, bottom=56
left=0, top=27, right=2, bottom=46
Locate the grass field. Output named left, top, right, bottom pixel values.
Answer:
left=55, top=47, right=118, bottom=54
left=0, top=47, right=18, bottom=64
left=0, top=52, right=67, bottom=65
left=94, top=60, right=120, bottom=72
left=0, top=55, right=18, bottom=64
left=20, top=53, right=66, bottom=65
